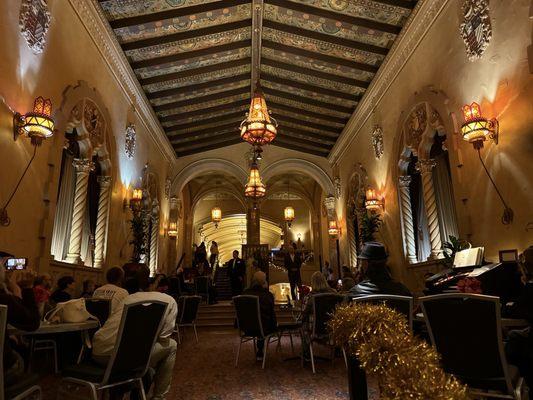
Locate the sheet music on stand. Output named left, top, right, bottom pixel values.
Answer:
left=453, top=247, right=484, bottom=269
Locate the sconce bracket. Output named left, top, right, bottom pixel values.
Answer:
left=0, top=208, right=10, bottom=227
left=13, top=113, right=25, bottom=141
left=488, top=118, right=499, bottom=145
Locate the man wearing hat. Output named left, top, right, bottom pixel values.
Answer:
left=348, top=242, right=411, bottom=298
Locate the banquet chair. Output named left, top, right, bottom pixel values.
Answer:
left=420, top=293, right=526, bottom=399
left=0, top=305, right=42, bottom=400
left=233, top=295, right=280, bottom=369
left=57, top=300, right=168, bottom=400
left=175, top=296, right=202, bottom=344
left=350, top=294, right=414, bottom=330
left=308, top=293, right=345, bottom=374
left=85, top=298, right=111, bottom=326
left=195, top=276, right=210, bottom=305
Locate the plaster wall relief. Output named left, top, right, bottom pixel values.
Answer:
left=19, top=0, right=51, bottom=54
left=125, top=123, right=136, bottom=160
left=460, top=0, right=493, bottom=61
left=345, top=164, right=369, bottom=268
left=371, top=125, right=385, bottom=159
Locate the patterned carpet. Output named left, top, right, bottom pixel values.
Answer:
left=40, top=328, right=349, bottom=399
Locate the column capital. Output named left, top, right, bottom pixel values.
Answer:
left=323, top=195, right=336, bottom=214
left=398, top=175, right=412, bottom=187
left=97, top=175, right=112, bottom=186
left=73, top=158, right=95, bottom=173
left=416, top=159, right=436, bottom=174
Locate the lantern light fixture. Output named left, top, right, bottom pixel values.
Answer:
left=244, top=161, right=266, bottom=199
left=461, top=102, right=498, bottom=149
left=168, top=221, right=178, bottom=237
left=365, top=188, right=385, bottom=212
left=283, top=180, right=295, bottom=227
left=14, top=96, right=55, bottom=145
left=124, top=187, right=143, bottom=212
left=328, top=220, right=340, bottom=237
left=240, top=82, right=277, bottom=147
left=211, top=206, right=222, bottom=228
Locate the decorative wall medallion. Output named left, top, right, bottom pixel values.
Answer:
left=125, top=124, right=136, bottom=160
left=83, top=100, right=105, bottom=146
left=460, top=0, right=492, bottom=61
left=406, top=104, right=427, bottom=150
left=19, top=0, right=51, bottom=54
left=334, top=176, right=342, bottom=199
left=371, top=125, right=384, bottom=159
left=164, top=178, right=171, bottom=200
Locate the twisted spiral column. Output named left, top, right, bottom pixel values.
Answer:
left=416, top=159, right=442, bottom=259
left=65, top=159, right=94, bottom=264
left=398, top=176, right=418, bottom=263
left=149, top=211, right=159, bottom=275
left=93, top=176, right=112, bottom=268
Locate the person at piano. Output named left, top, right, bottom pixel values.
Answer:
left=348, top=242, right=412, bottom=298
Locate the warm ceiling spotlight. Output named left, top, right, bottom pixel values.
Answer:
left=240, top=83, right=277, bottom=147
left=328, top=220, right=339, bottom=237
left=14, top=96, right=55, bottom=145
left=168, top=221, right=178, bottom=237
left=244, top=162, right=266, bottom=199
left=211, top=206, right=222, bottom=228
left=461, top=102, right=498, bottom=149
left=365, top=188, right=385, bottom=212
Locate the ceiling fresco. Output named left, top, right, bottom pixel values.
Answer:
left=99, top=0, right=416, bottom=157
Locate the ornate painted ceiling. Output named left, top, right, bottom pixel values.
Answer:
left=99, top=0, right=416, bottom=157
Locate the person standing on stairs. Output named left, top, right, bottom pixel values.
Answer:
left=228, top=250, right=246, bottom=297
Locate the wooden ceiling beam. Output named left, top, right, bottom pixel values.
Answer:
left=170, top=128, right=237, bottom=145
left=271, top=140, right=329, bottom=157
left=164, top=111, right=244, bottom=132
left=159, top=99, right=249, bottom=123
left=175, top=138, right=243, bottom=157
left=276, top=133, right=333, bottom=150
left=269, top=101, right=348, bottom=125
left=139, top=58, right=250, bottom=86
left=262, top=40, right=378, bottom=73
left=265, top=0, right=401, bottom=34
left=147, top=73, right=249, bottom=100
left=167, top=121, right=239, bottom=139
left=370, top=0, right=417, bottom=10
left=153, top=86, right=249, bottom=112
left=277, top=127, right=337, bottom=144
left=262, top=57, right=369, bottom=89
left=261, top=73, right=360, bottom=102
left=122, top=19, right=252, bottom=51
left=131, top=39, right=251, bottom=69
left=275, top=116, right=341, bottom=136
left=263, top=87, right=353, bottom=114
left=263, top=19, right=388, bottom=56
left=109, top=0, right=250, bottom=29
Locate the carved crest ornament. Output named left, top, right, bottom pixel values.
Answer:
left=371, top=125, right=384, bottom=159
left=125, top=124, right=136, bottom=160
left=19, top=0, right=51, bottom=54
left=460, top=0, right=492, bottom=61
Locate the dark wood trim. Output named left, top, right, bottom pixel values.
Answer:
left=276, top=133, right=333, bottom=150
left=170, top=128, right=237, bottom=145
left=109, top=0, right=250, bottom=29
left=153, top=86, right=249, bottom=112
left=278, top=127, right=337, bottom=144
left=371, top=0, right=416, bottom=10
left=167, top=121, right=239, bottom=139
left=131, top=40, right=251, bottom=70
left=265, top=0, right=401, bottom=34
left=269, top=101, right=349, bottom=125
left=263, top=87, right=353, bottom=114
left=275, top=116, right=341, bottom=136
left=271, top=140, right=329, bottom=157
left=139, top=58, right=250, bottom=86
left=262, top=40, right=378, bottom=73
left=147, top=74, right=249, bottom=100
left=122, top=19, right=252, bottom=51
left=262, top=57, right=369, bottom=89
left=263, top=20, right=388, bottom=56
left=175, top=138, right=243, bottom=157
left=159, top=100, right=249, bottom=123
left=164, top=111, right=245, bottom=132
left=261, top=73, right=360, bottom=102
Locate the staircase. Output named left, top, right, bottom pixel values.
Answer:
left=214, top=266, right=232, bottom=301
left=196, top=301, right=297, bottom=328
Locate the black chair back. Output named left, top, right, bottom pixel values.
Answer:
left=420, top=294, right=513, bottom=394
left=177, top=296, right=201, bottom=324
left=103, top=301, right=167, bottom=385
left=351, top=295, right=414, bottom=329
left=85, top=298, right=111, bottom=326
left=0, top=304, right=7, bottom=400
left=233, top=295, right=264, bottom=338
left=195, top=276, right=209, bottom=296
left=312, top=293, right=344, bottom=337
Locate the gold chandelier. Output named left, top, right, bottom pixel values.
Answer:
left=240, top=83, right=277, bottom=147
left=283, top=180, right=295, bottom=227
left=211, top=181, right=222, bottom=227
left=244, top=162, right=266, bottom=199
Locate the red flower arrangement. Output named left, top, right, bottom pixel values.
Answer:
left=457, top=277, right=482, bottom=294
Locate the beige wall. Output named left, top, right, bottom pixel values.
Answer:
left=332, top=0, right=533, bottom=289
left=0, top=1, right=174, bottom=286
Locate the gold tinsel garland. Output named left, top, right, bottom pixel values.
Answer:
left=328, top=303, right=470, bottom=400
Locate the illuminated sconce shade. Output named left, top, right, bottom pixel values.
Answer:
left=14, top=96, right=55, bottom=145
left=461, top=102, right=498, bottom=149
left=328, top=220, right=339, bottom=237
left=244, top=162, right=266, bottom=199
left=129, top=188, right=143, bottom=211
left=240, top=83, right=277, bottom=147
left=168, top=222, right=178, bottom=237
left=284, top=206, right=295, bottom=227
left=365, top=188, right=385, bottom=212
left=211, top=206, right=222, bottom=227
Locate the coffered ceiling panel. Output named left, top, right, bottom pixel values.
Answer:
left=99, top=0, right=416, bottom=157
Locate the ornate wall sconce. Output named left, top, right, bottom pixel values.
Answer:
left=1, top=97, right=55, bottom=226
left=328, top=220, right=340, bottom=237
left=168, top=221, right=178, bottom=238
left=123, top=187, right=143, bottom=212
left=365, top=188, right=385, bottom=212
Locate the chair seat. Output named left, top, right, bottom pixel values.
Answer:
left=277, top=322, right=302, bottom=331
left=5, top=373, right=39, bottom=398
left=62, top=361, right=106, bottom=383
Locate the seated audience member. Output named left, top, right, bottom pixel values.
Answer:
left=242, top=271, right=277, bottom=361
left=93, top=267, right=129, bottom=313
left=348, top=242, right=412, bottom=298
left=339, top=277, right=356, bottom=293
left=92, top=264, right=177, bottom=400
left=81, top=279, right=96, bottom=298
left=0, top=252, right=40, bottom=385
left=50, top=276, right=75, bottom=304
left=33, top=273, right=52, bottom=317
left=341, top=265, right=356, bottom=281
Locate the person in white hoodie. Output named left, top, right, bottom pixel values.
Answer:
left=92, top=267, right=129, bottom=313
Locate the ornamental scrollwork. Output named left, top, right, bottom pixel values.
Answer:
left=125, top=124, right=136, bottom=160
left=460, top=0, right=492, bottom=61
left=371, top=125, right=384, bottom=159
left=19, top=0, right=51, bottom=54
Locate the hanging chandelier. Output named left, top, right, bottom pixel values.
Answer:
left=211, top=181, right=222, bottom=227
left=283, top=180, right=295, bottom=227
left=244, top=162, right=266, bottom=199
left=240, top=82, right=277, bottom=147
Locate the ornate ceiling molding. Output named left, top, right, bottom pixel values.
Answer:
left=329, top=0, right=451, bottom=164
left=67, top=0, right=177, bottom=165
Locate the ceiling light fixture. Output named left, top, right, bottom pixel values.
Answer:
left=240, top=82, right=277, bottom=147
